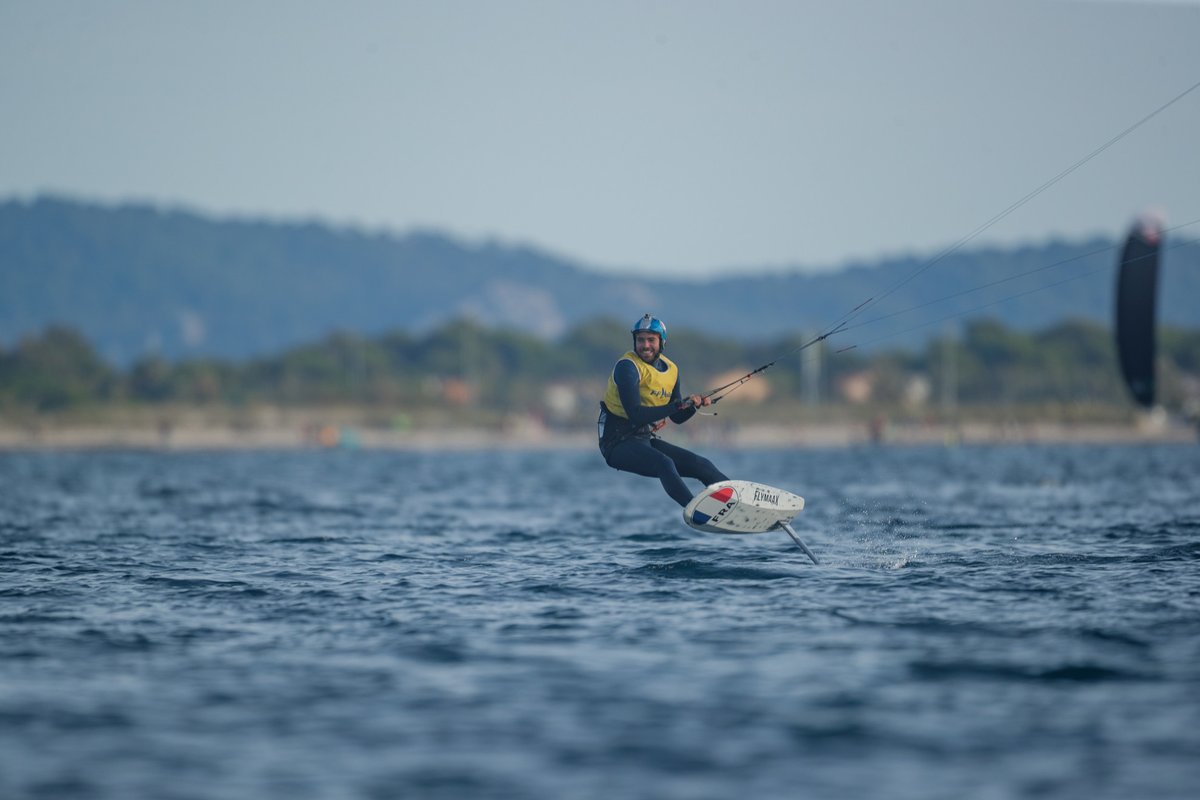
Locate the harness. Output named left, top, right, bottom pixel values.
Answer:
left=596, top=401, right=658, bottom=459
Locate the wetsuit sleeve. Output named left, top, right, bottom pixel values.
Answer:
left=613, top=360, right=680, bottom=427
left=668, top=379, right=697, bottom=425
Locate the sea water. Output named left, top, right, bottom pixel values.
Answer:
left=1, top=444, right=1198, bottom=799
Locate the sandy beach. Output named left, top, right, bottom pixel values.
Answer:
left=2, top=418, right=1194, bottom=451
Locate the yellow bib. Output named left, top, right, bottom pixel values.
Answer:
left=602, top=352, right=678, bottom=419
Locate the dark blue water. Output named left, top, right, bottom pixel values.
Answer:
left=2, top=444, right=1198, bottom=799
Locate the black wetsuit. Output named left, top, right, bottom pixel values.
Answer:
left=598, top=357, right=729, bottom=507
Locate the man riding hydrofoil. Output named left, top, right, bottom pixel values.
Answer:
left=597, top=314, right=730, bottom=507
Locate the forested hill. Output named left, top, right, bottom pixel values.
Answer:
left=3, top=196, right=1198, bottom=365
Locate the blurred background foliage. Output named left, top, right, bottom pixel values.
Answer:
left=3, top=318, right=1198, bottom=426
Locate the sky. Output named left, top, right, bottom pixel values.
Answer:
left=2, top=0, right=1199, bottom=277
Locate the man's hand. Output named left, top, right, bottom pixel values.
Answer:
left=650, top=419, right=668, bottom=433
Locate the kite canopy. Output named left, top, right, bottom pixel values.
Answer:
left=1114, top=213, right=1163, bottom=408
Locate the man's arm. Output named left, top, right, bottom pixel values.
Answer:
left=613, top=360, right=683, bottom=427
left=614, top=360, right=709, bottom=427
left=668, top=380, right=698, bottom=425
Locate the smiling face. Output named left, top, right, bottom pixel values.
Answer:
left=633, top=331, right=662, bottom=364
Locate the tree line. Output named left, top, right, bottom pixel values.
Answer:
left=2, top=318, right=1199, bottom=419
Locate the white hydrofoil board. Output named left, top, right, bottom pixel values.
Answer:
left=683, top=480, right=804, bottom=534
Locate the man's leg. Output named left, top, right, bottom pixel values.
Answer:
left=650, top=439, right=729, bottom=487
left=605, top=437, right=696, bottom=507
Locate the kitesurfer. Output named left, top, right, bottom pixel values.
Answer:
left=598, top=314, right=730, bottom=507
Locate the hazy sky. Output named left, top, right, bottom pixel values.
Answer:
left=3, top=0, right=1198, bottom=276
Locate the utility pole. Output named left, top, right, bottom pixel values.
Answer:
left=940, top=326, right=957, bottom=418
left=802, top=331, right=821, bottom=406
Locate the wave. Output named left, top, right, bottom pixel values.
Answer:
left=632, top=559, right=804, bottom=581
left=908, top=659, right=1152, bottom=683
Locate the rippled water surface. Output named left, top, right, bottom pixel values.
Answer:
left=2, top=444, right=1198, bottom=799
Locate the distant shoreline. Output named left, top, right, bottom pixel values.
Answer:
left=1, top=420, right=1194, bottom=451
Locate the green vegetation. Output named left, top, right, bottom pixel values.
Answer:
left=3, top=318, right=1199, bottom=428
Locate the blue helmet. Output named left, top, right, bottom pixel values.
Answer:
left=631, top=313, right=667, bottom=345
